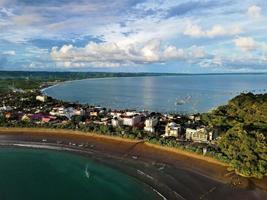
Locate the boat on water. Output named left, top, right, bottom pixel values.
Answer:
left=175, top=100, right=186, bottom=105
left=175, top=95, right=192, bottom=105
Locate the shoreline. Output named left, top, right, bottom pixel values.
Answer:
left=39, top=73, right=265, bottom=115
left=0, top=127, right=226, bottom=166
left=0, top=127, right=267, bottom=200
left=41, top=75, right=186, bottom=95
left=41, top=76, right=124, bottom=93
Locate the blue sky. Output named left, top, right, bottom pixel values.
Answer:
left=0, top=0, right=267, bottom=73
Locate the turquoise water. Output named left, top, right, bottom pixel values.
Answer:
left=44, top=74, right=267, bottom=113
left=0, top=148, right=158, bottom=200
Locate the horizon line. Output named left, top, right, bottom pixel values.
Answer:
left=1, top=70, right=267, bottom=75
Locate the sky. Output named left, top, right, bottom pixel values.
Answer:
left=0, top=0, right=267, bottom=73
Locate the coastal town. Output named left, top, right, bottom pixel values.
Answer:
left=1, top=82, right=266, bottom=181
left=0, top=88, right=219, bottom=150
left=1, top=0, right=267, bottom=198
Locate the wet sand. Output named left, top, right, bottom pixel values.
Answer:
left=0, top=127, right=266, bottom=200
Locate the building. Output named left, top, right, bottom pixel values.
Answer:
left=144, top=117, right=158, bottom=133
left=186, top=127, right=212, bottom=142
left=89, top=111, right=98, bottom=117
left=21, top=114, right=30, bottom=121
left=74, top=108, right=85, bottom=116
left=121, top=113, right=142, bottom=127
left=100, top=117, right=110, bottom=125
left=50, top=107, right=84, bottom=120
left=0, top=104, right=12, bottom=112
left=111, top=117, right=122, bottom=127
left=163, top=122, right=181, bottom=137
left=42, top=117, right=52, bottom=123
left=110, top=111, right=123, bottom=118
left=36, top=95, right=47, bottom=102
left=188, top=114, right=201, bottom=121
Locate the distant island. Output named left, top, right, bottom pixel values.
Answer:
left=0, top=71, right=266, bottom=182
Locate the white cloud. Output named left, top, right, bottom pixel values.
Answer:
left=234, top=37, right=258, bottom=51
left=247, top=5, right=261, bottom=19
left=184, top=23, right=205, bottom=37
left=163, top=46, right=185, bottom=59
left=198, top=52, right=267, bottom=71
left=50, top=40, right=205, bottom=68
left=189, top=46, right=206, bottom=58
left=2, top=50, right=16, bottom=56
left=184, top=22, right=241, bottom=38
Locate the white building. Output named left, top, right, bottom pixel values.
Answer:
left=50, top=107, right=84, bottom=119
left=144, top=117, right=158, bottom=133
left=36, top=95, right=47, bottom=102
left=121, top=114, right=142, bottom=127
left=74, top=108, right=85, bottom=116
left=110, top=111, right=123, bottom=118
left=163, top=122, right=181, bottom=137
left=189, top=115, right=201, bottom=121
left=0, top=104, right=12, bottom=112
left=111, top=117, right=122, bottom=127
left=186, top=127, right=212, bottom=142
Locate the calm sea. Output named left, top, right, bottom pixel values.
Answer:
left=44, top=74, right=267, bottom=113
left=0, top=148, right=158, bottom=200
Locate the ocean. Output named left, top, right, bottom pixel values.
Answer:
left=44, top=74, right=267, bottom=113
left=0, top=148, right=158, bottom=200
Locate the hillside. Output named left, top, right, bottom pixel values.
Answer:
left=202, top=93, right=267, bottom=178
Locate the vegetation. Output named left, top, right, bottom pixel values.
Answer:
left=0, top=73, right=266, bottom=179
left=201, top=93, right=267, bottom=178
left=0, top=79, right=41, bottom=93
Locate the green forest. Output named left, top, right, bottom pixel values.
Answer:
left=202, top=93, right=267, bottom=178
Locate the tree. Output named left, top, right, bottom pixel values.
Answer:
left=218, top=124, right=267, bottom=178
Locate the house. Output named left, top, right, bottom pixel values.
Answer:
left=74, top=108, right=85, bottom=116
left=36, top=95, right=47, bottom=102
left=110, top=111, right=123, bottom=118
left=121, top=113, right=142, bottom=127
left=4, top=112, right=12, bottom=119
left=111, top=117, right=122, bottom=127
left=144, top=117, right=158, bottom=133
left=185, top=127, right=212, bottom=142
left=188, top=114, right=201, bottom=121
left=21, top=114, right=30, bottom=121
left=42, top=117, right=51, bottom=123
left=42, top=116, right=57, bottom=123
left=0, top=105, right=12, bottom=112
left=88, top=106, right=106, bottom=117
left=50, top=107, right=84, bottom=119
left=163, top=122, right=181, bottom=137
left=90, top=111, right=98, bottom=117
left=100, top=117, right=110, bottom=125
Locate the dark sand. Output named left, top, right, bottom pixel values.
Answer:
left=0, top=128, right=266, bottom=200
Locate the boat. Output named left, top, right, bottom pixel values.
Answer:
left=175, top=95, right=192, bottom=105
left=175, top=100, right=186, bottom=105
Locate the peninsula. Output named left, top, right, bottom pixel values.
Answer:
left=0, top=72, right=266, bottom=199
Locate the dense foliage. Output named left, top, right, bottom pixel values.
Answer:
left=202, top=93, right=267, bottom=178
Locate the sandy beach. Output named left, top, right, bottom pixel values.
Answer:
left=0, top=127, right=266, bottom=200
